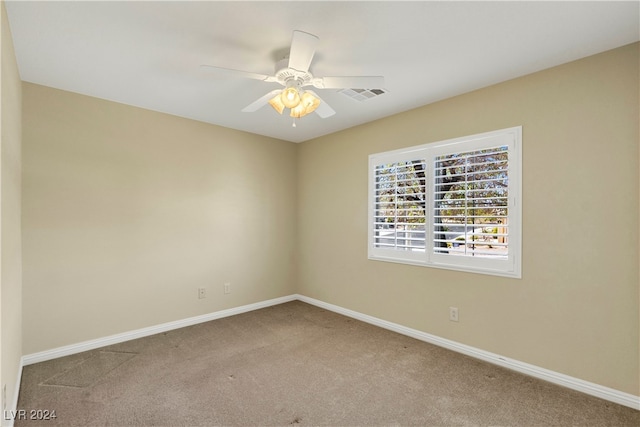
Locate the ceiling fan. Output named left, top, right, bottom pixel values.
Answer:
left=201, top=30, right=385, bottom=123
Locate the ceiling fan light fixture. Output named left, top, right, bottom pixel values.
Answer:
left=268, top=94, right=286, bottom=114
left=206, top=30, right=381, bottom=123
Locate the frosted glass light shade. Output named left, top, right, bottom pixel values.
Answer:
left=290, top=91, right=321, bottom=118
left=281, top=87, right=301, bottom=108
left=268, top=94, right=285, bottom=114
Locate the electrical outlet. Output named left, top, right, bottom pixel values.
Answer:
left=224, top=283, right=231, bottom=294
left=198, top=288, right=206, bottom=299
left=449, top=307, right=459, bottom=322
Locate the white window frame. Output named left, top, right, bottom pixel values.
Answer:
left=368, top=126, right=522, bottom=278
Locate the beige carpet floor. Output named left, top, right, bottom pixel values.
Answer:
left=15, top=301, right=640, bottom=426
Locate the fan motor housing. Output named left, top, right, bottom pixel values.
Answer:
left=274, top=58, right=313, bottom=87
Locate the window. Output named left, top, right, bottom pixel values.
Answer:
left=368, top=127, right=521, bottom=278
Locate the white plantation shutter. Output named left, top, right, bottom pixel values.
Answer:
left=433, top=146, right=509, bottom=258
left=373, top=160, right=427, bottom=252
left=369, top=127, right=521, bottom=278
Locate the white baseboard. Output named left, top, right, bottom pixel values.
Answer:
left=22, top=294, right=296, bottom=366
left=295, top=294, right=640, bottom=411
left=19, top=293, right=640, bottom=411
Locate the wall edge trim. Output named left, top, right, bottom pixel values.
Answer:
left=2, top=358, right=23, bottom=427
left=21, top=294, right=297, bottom=366
left=295, top=294, right=640, bottom=410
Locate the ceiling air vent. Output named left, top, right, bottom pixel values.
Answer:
left=339, top=88, right=387, bottom=102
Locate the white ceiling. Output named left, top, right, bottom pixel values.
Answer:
left=6, top=1, right=639, bottom=143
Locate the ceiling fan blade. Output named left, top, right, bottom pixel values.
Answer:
left=288, top=30, right=319, bottom=72
left=306, top=90, right=335, bottom=118
left=200, top=65, right=277, bottom=83
left=312, top=76, right=385, bottom=89
left=241, top=90, right=282, bottom=112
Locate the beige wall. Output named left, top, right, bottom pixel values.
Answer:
left=0, top=0, right=22, bottom=422
left=22, top=84, right=297, bottom=354
left=298, top=43, right=639, bottom=395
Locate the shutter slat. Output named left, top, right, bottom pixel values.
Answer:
left=433, top=145, right=509, bottom=259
